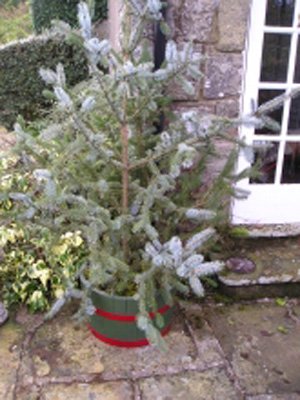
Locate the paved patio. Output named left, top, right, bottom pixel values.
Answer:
left=1, top=298, right=300, bottom=400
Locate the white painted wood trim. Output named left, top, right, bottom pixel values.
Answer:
left=232, top=0, right=300, bottom=225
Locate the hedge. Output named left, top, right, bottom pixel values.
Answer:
left=0, top=35, right=88, bottom=129
left=0, top=0, right=23, bottom=6
left=32, top=0, right=108, bottom=33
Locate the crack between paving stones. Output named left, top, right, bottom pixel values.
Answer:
left=101, top=362, right=225, bottom=381
left=285, top=299, right=300, bottom=325
left=181, top=316, right=246, bottom=400
left=11, top=338, right=32, bottom=400
left=132, top=380, right=142, bottom=400
left=201, top=313, right=247, bottom=400
left=35, top=374, right=101, bottom=387
left=177, top=304, right=205, bottom=364
left=33, top=362, right=228, bottom=389
left=179, top=302, right=227, bottom=371
left=12, top=319, right=46, bottom=400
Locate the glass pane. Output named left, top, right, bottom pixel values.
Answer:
left=255, top=90, right=284, bottom=135
left=260, top=33, right=291, bottom=82
left=250, top=141, right=278, bottom=184
left=288, top=96, right=300, bottom=134
left=281, top=142, right=300, bottom=182
left=265, top=0, right=295, bottom=27
left=293, top=36, right=300, bottom=82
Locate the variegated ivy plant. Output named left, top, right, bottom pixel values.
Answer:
left=0, top=0, right=260, bottom=346
left=0, top=156, right=86, bottom=312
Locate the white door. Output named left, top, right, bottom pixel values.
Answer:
left=232, top=0, right=300, bottom=225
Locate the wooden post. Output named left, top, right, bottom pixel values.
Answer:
left=108, top=0, right=123, bottom=51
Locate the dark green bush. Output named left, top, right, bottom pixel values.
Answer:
left=0, top=0, right=24, bottom=7
left=0, top=1, right=32, bottom=45
left=31, top=0, right=108, bottom=33
left=0, top=35, right=88, bottom=128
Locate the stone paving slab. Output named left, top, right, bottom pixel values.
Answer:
left=13, top=384, right=40, bottom=400
left=0, top=322, right=23, bottom=400
left=26, top=308, right=224, bottom=383
left=205, top=300, right=300, bottom=397
left=139, top=368, right=241, bottom=400
left=40, top=382, right=133, bottom=400
left=247, top=395, right=300, bottom=400
left=1, top=299, right=300, bottom=399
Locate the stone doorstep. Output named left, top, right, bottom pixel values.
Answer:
left=216, top=235, right=300, bottom=300
left=218, top=279, right=300, bottom=300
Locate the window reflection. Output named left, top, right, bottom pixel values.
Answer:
left=250, top=141, right=278, bottom=184
left=293, top=36, right=300, bottom=83
left=261, top=33, right=291, bottom=82
left=265, top=0, right=295, bottom=27
left=281, top=142, right=300, bottom=182
left=255, top=90, right=284, bottom=135
left=288, top=96, right=300, bottom=134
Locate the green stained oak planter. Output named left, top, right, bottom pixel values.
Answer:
left=88, top=289, right=175, bottom=347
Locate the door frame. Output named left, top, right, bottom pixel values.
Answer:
left=231, top=0, right=300, bottom=225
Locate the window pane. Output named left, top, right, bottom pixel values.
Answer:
left=265, top=0, right=295, bottom=27
left=260, top=33, right=291, bottom=82
left=288, top=96, right=300, bottom=134
left=250, top=141, right=278, bottom=184
left=255, top=90, right=284, bottom=135
left=293, top=36, right=300, bottom=82
left=281, top=142, right=300, bottom=182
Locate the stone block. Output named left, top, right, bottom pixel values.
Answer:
left=217, top=0, right=251, bottom=52
left=216, top=99, right=240, bottom=118
left=173, top=102, right=216, bottom=117
left=207, top=139, right=236, bottom=176
left=168, top=0, right=219, bottom=43
left=168, top=45, right=203, bottom=101
left=204, top=52, right=243, bottom=99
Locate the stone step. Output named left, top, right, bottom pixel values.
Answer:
left=216, top=236, right=300, bottom=300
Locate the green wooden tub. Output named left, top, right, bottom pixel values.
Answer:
left=88, top=289, right=175, bottom=347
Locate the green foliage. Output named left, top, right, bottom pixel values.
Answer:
left=0, top=0, right=24, bottom=7
left=275, top=297, right=287, bottom=307
left=0, top=1, right=32, bottom=45
left=0, top=35, right=88, bottom=128
left=277, top=325, right=289, bottom=334
left=31, top=0, right=107, bottom=33
left=0, top=157, right=86, bottom=312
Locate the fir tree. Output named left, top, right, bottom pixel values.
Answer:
left=0, top=0, right=279, bottom=346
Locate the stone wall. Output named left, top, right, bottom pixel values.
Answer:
left=167, top=0, right=251, bottom=118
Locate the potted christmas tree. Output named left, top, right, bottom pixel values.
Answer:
left=1, top=0, right=250, bottom=348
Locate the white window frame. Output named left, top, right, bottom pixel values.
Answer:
left=231, top=0, right=300, bottom=225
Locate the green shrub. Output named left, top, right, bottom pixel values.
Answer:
left=0, top=0, right=24, bottom=7
left=31, top=0, right=107, bottom=33
left=0, top=35, right=88, bottom=129
left=0, top=156, right=86, bottom=312
left=0, top=1, right=32, bottom=45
